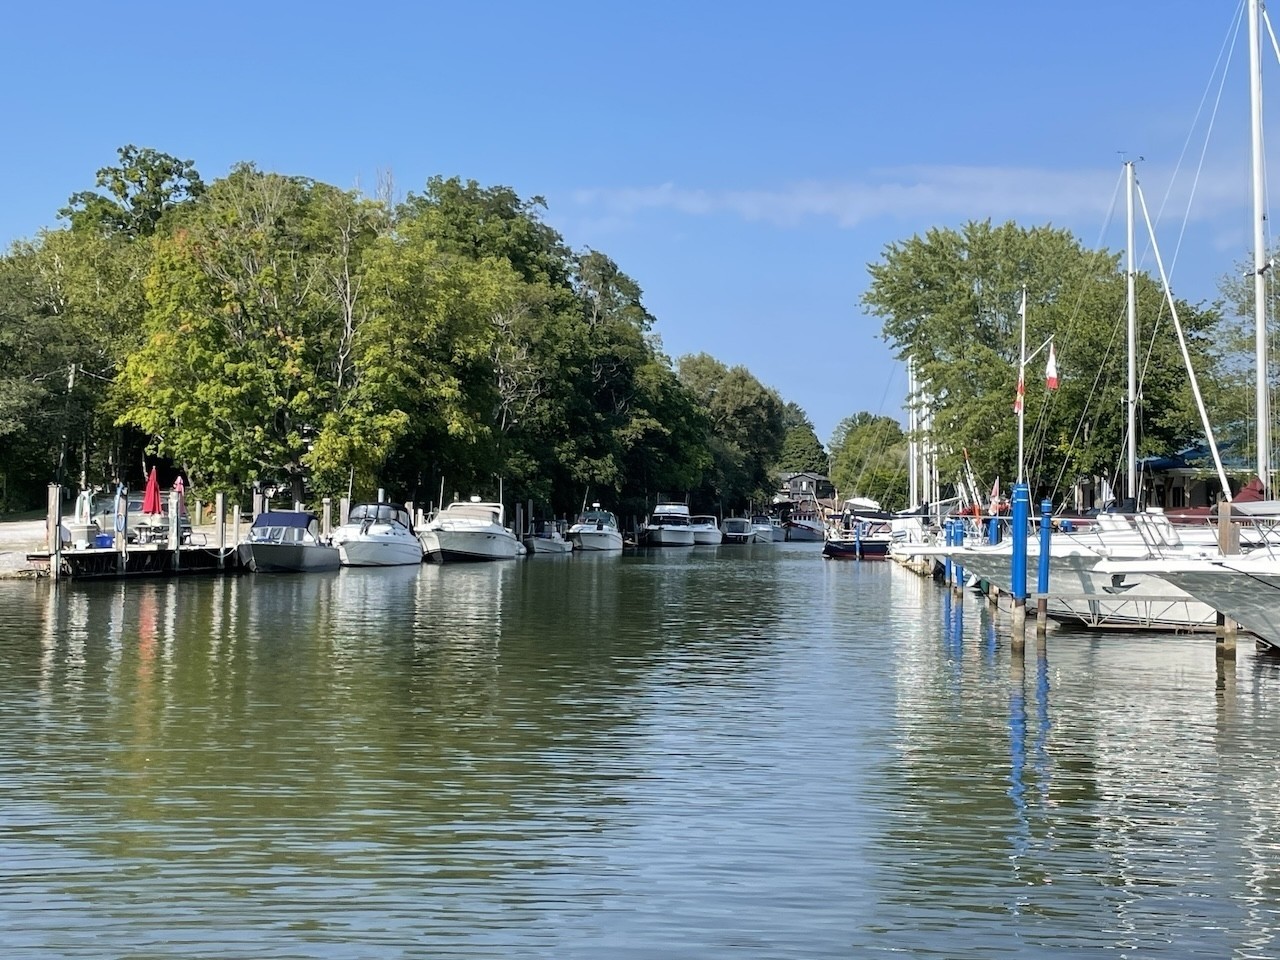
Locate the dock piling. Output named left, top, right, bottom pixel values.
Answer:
left=1036, top=498, right=1051, bottom=637
left=1010, top=483, right=1030, bottom=649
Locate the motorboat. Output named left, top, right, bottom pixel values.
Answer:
left=784, top=500, right=827, bottom=542
left=721, top=516, right=759, bottom=544
left=241, top=510, right=340, bottom=572
left=419, top=497, right=522, bottom=562
left=824, top=506, right=894, bottom=560
left=331, top=501, right=423, bottom=567
left=639, top=500, right=695, bottom=546
left=689, top=515, right=724, bottom=545
left=749, top=515, right=777, bottom=543
left=523, top=519, right=574, bottom=555
left=567, top=503, right=625, bottom=551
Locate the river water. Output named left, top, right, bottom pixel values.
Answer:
left=1, top=542, right=1279, bottom=958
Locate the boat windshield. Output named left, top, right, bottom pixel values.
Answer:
left=578, top=510, right=617, bottom=527
left=348, top=503, right=412, bottom=527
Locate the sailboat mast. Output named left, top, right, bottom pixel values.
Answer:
left=1016, top=286, right=1027, bottom=485
left=907, top=357, right=919, bottom=509
left=1126, top=160, right=1138, bottom=504
left=1250, top=0, right=1271, bottom=498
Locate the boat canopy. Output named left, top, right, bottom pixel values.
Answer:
left=349, top=502, right=413, bottom=526
left=577, top=509, right=617, bottom=526
left=251, top=510, right=318, bottom=530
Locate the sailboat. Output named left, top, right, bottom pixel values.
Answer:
left=1096, top=0, right=1280, bottom=646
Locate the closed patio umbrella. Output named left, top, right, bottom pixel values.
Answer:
left=142, top=467, right=162, bottom=517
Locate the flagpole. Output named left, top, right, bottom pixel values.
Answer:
left=1017, top=286, right=1027, bottom=485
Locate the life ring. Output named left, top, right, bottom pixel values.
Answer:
left=115, top=510, right=125, bottom=532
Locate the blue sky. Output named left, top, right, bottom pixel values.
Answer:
left=0, top=1, right=1267, bottom=448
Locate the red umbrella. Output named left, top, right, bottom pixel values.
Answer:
left=142, top=467, right=162, bottom=516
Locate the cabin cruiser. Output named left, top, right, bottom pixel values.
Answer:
left=331, top=501, right=423, bottom=566
left=689, top=515, right=724, bottom=545
left=567, top=503, right=625, bottom=551
left=523, top=519, right=574, bottom=555
left=419, top=497, right=522, bottom=562
left=639, top=500, right=695, bottom=546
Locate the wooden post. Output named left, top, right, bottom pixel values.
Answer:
left=232, top=505, right=241, bottom=550
left=1217, top=499, right=1239, bottom=658
left=340, top=496, right=350, bottom=526
left=215, top=492, right=226, bottom=551
left=322, top=497, right=332, bottom=538
left=47, top=483, right=62, bottom=580
left=169, top=489, right=181, bottom=570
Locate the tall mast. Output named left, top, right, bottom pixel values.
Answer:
left=1126, top=160, right=1138, bottom=504
left=1250, top=0, right=1271, bottom=497
left=1016, top=286, right=1028, bottom=484
left=907, top=358, right=919, bottom=509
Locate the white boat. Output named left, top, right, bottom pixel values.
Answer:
left=640, top=500, right=695, bottom=546
left=689, top=515, right=724, bottom=545
left=567, top=503, right=625, bottom=551
left=523, top=519, right=574, bottom=555
left=749, top=514, right=777, bottom=543
left=419, top=498, right=522, bottom=562
left=331, top=501, right=423, bottom=567
left=241, top=510, right=340, bottom=572
left=784, top=501, right=826, bottom=542
left=721, top=516, right=759, bottom=544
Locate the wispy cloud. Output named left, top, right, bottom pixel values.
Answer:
left=569, top=163, right=1250, bottom=232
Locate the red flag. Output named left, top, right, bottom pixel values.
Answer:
left=1046, top=343, right=1059, bottom=390
left=1013, top=374, right=1025, bottom=413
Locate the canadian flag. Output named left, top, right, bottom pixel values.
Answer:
left=1046, top=343, right=1059, bottom=390
left=1013, top=374, right=1025, bottom=413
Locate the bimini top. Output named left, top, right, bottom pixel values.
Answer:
left=577, top=509, right=618, bottom=527
left=250, top=510, right=318, bottom=530
left=347, top=502, right=413, bottom=528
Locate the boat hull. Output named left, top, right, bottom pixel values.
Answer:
left=420, top=529, right=521, bottom=562
left=248, top=541, right=341, bottom=573
left=568, top=528, right=624, bottom=551
left=640, top=526, right=695, bottom=547
left=823, top=537, right=891, bottom=560
left=336, top=537, right=423, bottom=567
left=524, top=534, right=574, bottom=555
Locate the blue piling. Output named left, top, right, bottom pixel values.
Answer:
left=1010, top=483, right=1030, bottom=647
left=943, top=519, right=954, bottom=586
left=954, top=519, right=966, bottom=593
left=1036, top=499, right=1052, bottom=636
left=987, top=516, right=1000, bottom=545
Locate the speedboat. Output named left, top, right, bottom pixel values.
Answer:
left=523, top=519, right=574, bottom=555
left=689, top=515, right=724, bottom=545
left=241, top=510, right=340, bottom=572
left=749, top=515, right=777, bottom=543
left=721, top=516, right=759, bottom=544
left=640, top=500, right=695, bottom=546
left=419, top=497, right=522, bottom=562
left=567, top=503, right=624, bottom=551
left=331, top=501, right=423, bottom=566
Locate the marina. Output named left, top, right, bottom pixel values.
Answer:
left=2, top=543, right=1279, bottom=958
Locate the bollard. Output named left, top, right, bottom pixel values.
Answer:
left=1036, top=498, right=1052, bottom=636
left=1010, top=483, right=1030, bottom=649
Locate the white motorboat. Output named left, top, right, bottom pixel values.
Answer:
left=523, top=519, right=574, bottom=555
left=331, top=501, right=423, bottom=567
left=567, top=503, right=625, bottom=551
left=721, top=516, right=759, bottom=544
left=419, top=497, right=522, bottom=562
left=640, top=500, right=695, bottom=546
left=749, top=515, right=777, bottom=543
left=689, top=515, right=724, bottom=545
left=241, top=510, right=340, bottom=572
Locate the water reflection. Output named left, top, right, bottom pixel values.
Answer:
left=1, top=555, right=1280, bottom=956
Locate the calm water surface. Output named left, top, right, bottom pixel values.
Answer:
left=2, top=542, right=1280, bottom=958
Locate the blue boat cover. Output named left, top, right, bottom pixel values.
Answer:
left=250, top=510, right=316, bottom=529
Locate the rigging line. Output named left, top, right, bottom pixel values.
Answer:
left=1033, top=166, right=1130, bottom=501
left=1152, top=0, right=1244, bottom=280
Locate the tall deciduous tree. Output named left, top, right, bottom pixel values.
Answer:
left=864, top=219, right=1218, bottom=499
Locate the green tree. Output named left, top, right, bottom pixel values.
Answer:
left=778, top=423, right=828, bottom=474
left=61, top=145, right=205, bottom=238
left=829, top=413, right=908, bottom=510
left=678, top=352, right=786, bottom=510
left=864, top=219, right=1218, bottom=500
